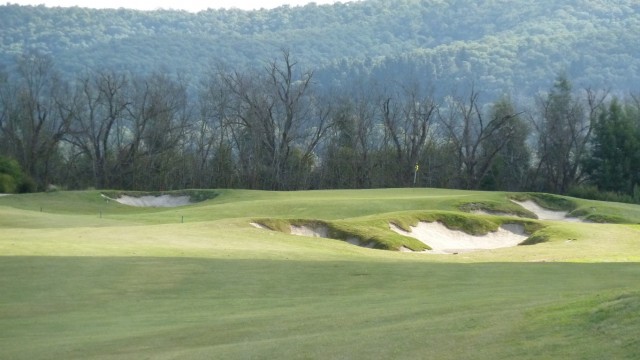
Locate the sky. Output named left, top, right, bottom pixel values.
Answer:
left=8, top=0, right=348, bottom=12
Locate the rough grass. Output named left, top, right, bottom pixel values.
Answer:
left=1, top=188, right=640, bottom=359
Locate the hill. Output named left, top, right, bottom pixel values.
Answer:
left=1, top=0, right=639, bottom=96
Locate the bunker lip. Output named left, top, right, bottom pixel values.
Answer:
left=250, top=222, right=270, bottom=230
left=102, top=194, right=192, bottom=207
left=252, top=222, right=375, bottom=249
left=288, top=224, right=375, bottom=248
left=511, top=199, right=583, bottom=222
left=391, top=221, right=528, bottom=254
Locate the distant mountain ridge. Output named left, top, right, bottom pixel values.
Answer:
left=1, top=0, right=639, bottom=96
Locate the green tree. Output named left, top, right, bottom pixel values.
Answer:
left=532, top=76, right=605, bottom=193
left=585, top=98, right=640, bottom=195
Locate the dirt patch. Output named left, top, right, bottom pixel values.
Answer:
left=511, top=199, right=583, bottom=222
left=103, top=194, right=192, bottom=207
left=391, top=221, right=528, bottom=254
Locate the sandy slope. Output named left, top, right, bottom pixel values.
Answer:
left=511, top=199, right=582, bottom=222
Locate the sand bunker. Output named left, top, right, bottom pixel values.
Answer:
left=252, top=222, right=374, bottom=248
left=103, top=194, right=192, bottom=207
left=511, top=200, right=582, bottom=222
left=290, top=224, right=329, bottom=238
left=289, top=224, right=375, bottom=248
left=250, top=222, right=270, bottom=230
left=391, top=222, right=528, bottom=254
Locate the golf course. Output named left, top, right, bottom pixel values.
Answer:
left=1, top=188, right=639, bottom=359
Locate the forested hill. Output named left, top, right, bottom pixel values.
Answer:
left=1, top=0, right=639, bottom=96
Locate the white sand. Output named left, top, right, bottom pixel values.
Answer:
left=250, top=222, right=270, bottom=230
left=391, top=222, right=528, bottom=254
left=511, top=200, right=582, bottom=222
left=104, top=194, right=192, bottom=207
left=290, top=224, right=329, bottom=238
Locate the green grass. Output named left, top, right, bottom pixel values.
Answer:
left=2, top=258, right=639, bottom=359
left=1, top=188, right=640, bottom=359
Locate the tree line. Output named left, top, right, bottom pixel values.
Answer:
left=1, top=51, right=639, bottom=202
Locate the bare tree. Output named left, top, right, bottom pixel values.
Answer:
left=221, top=50, right=331, bottom=189
left=190, top=70, right=236, bottom=188
left=321, top=88, right=378, bottom=188
left=438, top=88, right=522, bottom=189
left=0, top=51, right=71, bottom=189
left=120, top=73, right=190, bottom=190
left=381, top=85, right=438, bottom=186
left=66, top=71, right=129, bottom=189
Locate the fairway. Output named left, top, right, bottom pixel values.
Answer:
left=1, top=189, right=639, bottom=359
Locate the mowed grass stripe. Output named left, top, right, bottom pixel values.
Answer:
left=1, top=257, right=639, bottom=359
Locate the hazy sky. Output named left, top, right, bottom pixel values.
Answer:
left=9, top=0, right=349, bottom=11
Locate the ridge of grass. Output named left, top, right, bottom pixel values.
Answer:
left=458, top=200, right=537, bottom=218
left=510, top=192, right=578, bottom=212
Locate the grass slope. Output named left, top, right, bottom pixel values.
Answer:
left=1, top=188, right=640, bottom=359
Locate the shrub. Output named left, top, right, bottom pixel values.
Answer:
left=0, top=173, right=17, bottom=193
left=568, top=185, right=638, bottom=204
left=0, top=156, right=34, bottom=193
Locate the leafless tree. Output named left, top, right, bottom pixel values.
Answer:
left=0, top=51, right=71, bottom=188
left=221, top=50, right=331, bottom=189
left=438, top=88, right=522, bottom=189
left=381, top=85, right=438, bottom=186
left=66, top=71, right=129, bottom=189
